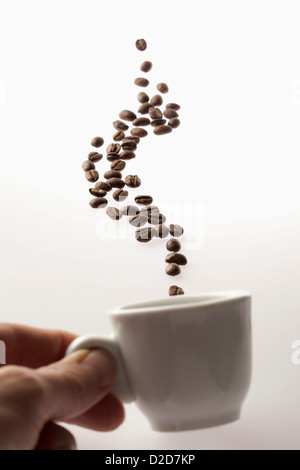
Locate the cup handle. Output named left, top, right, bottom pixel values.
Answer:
left=66, top=335, right=134, bottom=404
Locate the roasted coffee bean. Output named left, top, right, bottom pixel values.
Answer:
left=163, top=108, right=178, bottom=119
left=106, top=152, right=121, bottom=162
left=122, top=136, right=140, bottom=144
left=150, top=119, right=167, bottom=127
left=154, top=125, right=172, bottom=135
left=140, top=61, right=152, bottom=73
left=88, top=152, right=103, bottom=163
left=149, top=107, right=163, bottom=119
left=165, top=263, right=181, bottom=276
left=106, top=207, right=122, bottom=220
left=138, top=102, right=153, bottom=114
left=125, top=175, right=141, bottom=188
left=106, top=143, right=121, bottom=154
left=121, top=142, right=137, bottom=151
left=119, top=110, right=137, bottom=121
left=157, top=83, right=169, bottom=94
left=148, top=213, right=166, bottom=224
left=89, top=188, right=107, bottom=197
left=151, top=95, right=163, bottom=106
left=170, top=224, right=184, bottom=237
left=110, top=160, right=126, bottom=171
left=104, top=170, right=122, bottom=180
left=113, top=120, right=129, bottom=131
left=165, top=253, right=188, bottom=265
left=129, top=214, right=148, bottom=227
left=82, top=160, right=95, bottom=171
left=119, top=150, right=136, bottom=160
left=132, top=117, right=150, bottom=127
left=137, top=92, right=149, bottom=103
left=166, top=238, right=181, bottom=252
left=155, top=224, right=170, bottom=238
left=136, top=38, right=147, bottom=51
left=89, top=197, right=108, bottom=209
left=134, top=77, right=150, bottom=87
left=131, top=128, right=148, bottom=137
left=169, top=285, right=184, bottom=296
left=113, top=189, right=128, bottom=202
left=91, top=136, right=104, bottom=148
left=168, top=118, right=181, bottom=129
left=113, top=131, right=125, bottom=142
left=120, top=205, right=140, bottom=216
left=166, top=103, right=181, bottom=111
left=140, top=205, right=159, bottom=216
left=106, top=178, right=125, bottom=189
left=85, top=170, right=99, bottom=182
left=135, top=195, right=153, bottom=205
left=135, top=227, right=156, bottom=243
left=95, top=181, right=112, bottom=191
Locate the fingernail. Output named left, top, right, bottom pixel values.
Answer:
left=80, top=349, right=117, bottom=388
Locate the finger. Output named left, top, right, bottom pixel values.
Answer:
left=34, top=422, right=76, bottom=450
left=66, top=393, right=125, bottom=432
left=0, top=323, right=77, bottom=367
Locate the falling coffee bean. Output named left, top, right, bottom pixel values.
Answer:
left=119, top=150, right=136, bottom=160
left=168, top=118, right=181, bottom=129
left=121, top=142, right=137, bottom=151
left=166, top=263, right=181, bottom=276
left=120, top=205, right=140, bottom=216
left=107, top=152, right=121, bottom=162
left=113, top=131, right=125, bottom=142
left=169, top=285, right=184, bottom=296
left=166, top=103, right=181, bottom=110
left=165, top=253, right=188, bottom=265
left=88, top=152, right=103, bottom=163
left=113, top=120, right=129, bottom=131
left=119, top=110, right=137, bottom=121
left=82, top=160, right=95, bottom=171
left=106, top=178, right=125, bottom=188
left=153, top=125, right=172, bottom=135
left=156, top=83, right=169, bottom=94
left=125, top=175, right=141, bottom=188
left=170, top=224, right=184, bottom=237
left=163, top=108, right=178, bottom=119
left=138, top=103, right=153, bottom=114
left=85, top=170, right=99, bottom=182
left=150, top=119, right=166, bottom=127
left=129, top=214, right=148, bottom=227
left=166, top=238, right=181, bottom=252
left=151, top=95, right=163, bottom=106
left=122, top=136, right=140, bottom=144
left=113, top=189, right=128, bottom=202
left=140, top=205, right=160, bottom=216
left=89, top=188, right=107, bottom=197
left=91, top=136, right=104, bottom=148
left=131, top=128, right=148, bottom=138
left=149, top=107, right=163, bottom=120
left=135, top=227, right=156, bottom=243
left=134, top=77, right=150, bottom=87
left=106, top=143, right=121, bottom=154
left=104, top=170, right=122, bottom=180
left=89, top=197, right=108, bottom=209
left=137, top=92, right=149, bottom=103
left=140, top=61, right=153, bottom=73
left=95, top=181, right=112, bottom=192
left=136, top=38, right=147, bottom=51
left=106, top=207, right=122, bottom=220
left=132, top=117, right=150, bottom=127
left=148, top=213, right=166, bottom=224
left=155, top=224, right=170, bottom=238
left=135, top=195, right=153, bottom=205
left=111, top=160, right=126, bottom=171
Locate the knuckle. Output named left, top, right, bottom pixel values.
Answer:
left=1, top=366, right=45, bottom=406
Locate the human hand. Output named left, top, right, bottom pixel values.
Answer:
left=0, top=323, right=125, bottom=450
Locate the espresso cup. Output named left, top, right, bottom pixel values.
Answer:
left=66, top=291, right=251, bottom=432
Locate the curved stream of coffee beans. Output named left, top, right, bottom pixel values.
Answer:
left=82, top=39, right=187, bottom=296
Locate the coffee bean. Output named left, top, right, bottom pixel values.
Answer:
left=113, top=189, right=128, bottom=202
left=166, top=103, right=181, bottom=111
left=131, top=128, right=148, bottom=137
left=88, top=152, right=103, bottom=163
left=134, top=77, right=150, bottom=87
left=151, top=95, right=163, bottom=106
left=135, top=195, right=153, bottom=205
left=106, top=207, right=122, bottom=220
left=149, top=107, right=163, bottom=119
left=113, top=120, right=129, bottom=131
left=106, top=178, right=125, bottom=189
left=169, top=285, right=184, bottom=296
left=91, top=136, right=104, bottom=148
left=89, top=188, right=107, bottom=197
left=168, top=118, right=181, bottom=129
left=122, top=136, right=140, bottom=144
left=89, top=197, right=108, bottom=209
left=132, top=117, right=150, bottom=127
left=137, top=92, right=149, bottom=103
left=119, top=150, right=136, bottom=160
left=121, top=142, right=137, bottom=151
left=129, top=214, right=148, bottom=227
left=140, top=61, right=152, bottom=73
left=104, top=170, right=122, bottom=180
left=138, top=103, right=153, bottom=114
left=155, top=224, right=170, bottom=238
left=140, top=205, right=160, bottom=216
left=166, top=238, right=181, bottom=252
left=113, top=131, right=125, bottom=142
left=136, top=38, right=147, bottom=51
left=165, top=253, right=188, bottom=265
left=82, top=160, right=95, bottom=171
left=95, top=181, right=112, bottom=191
left=157, top=83, right=169, bottom=94
left=119, top=110, right=137, bottom=121
left=85, top=170, right=99, bottom=182
left=125, top=175, right=141, bottom=188
left=135, top=227, right=156, bottom=243
left=120, top=205, right=140, bottom=216
left=107, top=152, right=121, bottom=162
left=110, top=160, right=126, bottom=171
left=165, top=263, right=181, bottom=276
left=163, top=108, right=178, bottom=119
left=148, top=213, right=166, bottom=224
left=106, top=143, right=121, bottom=154
left=153, top=125, right=172, bottom=135
left=170, top=224, right=184, bottom=237
left=150, top=119, right=167, bottom=127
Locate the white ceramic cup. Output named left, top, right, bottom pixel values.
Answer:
left=66, top=291, right=252, bottom=432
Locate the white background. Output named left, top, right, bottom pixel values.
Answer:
left=1, top=0, right=300, bottom=450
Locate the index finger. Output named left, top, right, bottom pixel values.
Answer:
left=0, top=323, right=77, bottom=368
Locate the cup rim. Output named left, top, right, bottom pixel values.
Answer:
left=109, top=290, right=251, bottom=316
